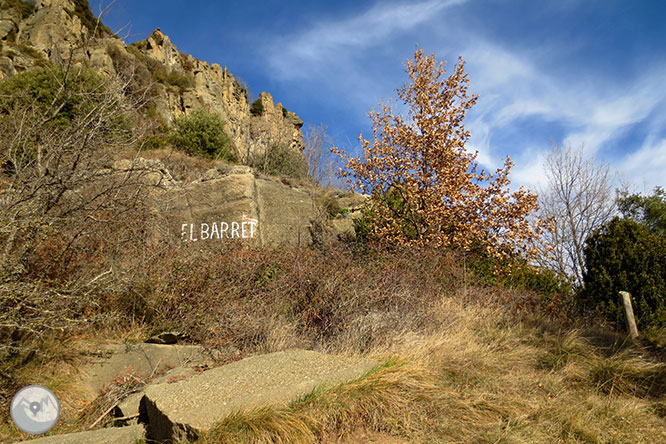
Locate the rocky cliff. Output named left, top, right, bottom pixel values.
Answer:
left=0, top=0, right=365, bottom=246
left=0, top=0, right=303, bottom=163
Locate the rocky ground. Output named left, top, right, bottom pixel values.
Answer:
left=17, top=343, right=377, bottom=443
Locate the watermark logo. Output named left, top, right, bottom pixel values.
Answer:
left=11, top=385, right=60, bottom=434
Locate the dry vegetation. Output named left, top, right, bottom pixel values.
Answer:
left=3, top=237, right=666, bottom=443
left=1, top=32, right=665, bottom=444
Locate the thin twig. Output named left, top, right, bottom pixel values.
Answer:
left=89, top=401, right=118, bottom=429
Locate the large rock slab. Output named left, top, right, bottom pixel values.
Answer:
left=82, top=343, right=208, bottom=395
left=161, top=172, right=317, bottom=247
left=14, top=424, right=144, bottom=444
left=140, top=349, right=376, bottom=443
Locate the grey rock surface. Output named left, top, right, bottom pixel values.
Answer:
left=13, top=424, right=144, bottom=444
left=255, top=178, right=314, bottom=246
left=162, top=172, right=317, bottom=247
left=82, top=343, right=208, bottom=395
left=140, top=349, right=377, bottom=442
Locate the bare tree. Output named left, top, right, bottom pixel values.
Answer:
left=303, top=123, right=342, bottom=189
left=0, top=47, right=159, bottom=282
left=535, top=144, right=617, bottom=286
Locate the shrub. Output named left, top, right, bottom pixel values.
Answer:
left=0, top=66, right=115, bottom=131
left=582, top=217, right=666, bottom=328
left=250, top=98, right=264, bottom=116
left=249, top=143, right=308, bottom=179
left=106, top=44, right=156, bottom=107
left=170, top=109, right=236, bottom=161
left=466, top=253, right=571, bottom=303
left=165, top=70, right=194, bottom=94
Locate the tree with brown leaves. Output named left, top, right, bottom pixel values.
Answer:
left=334, top=49, right=543, bottom=262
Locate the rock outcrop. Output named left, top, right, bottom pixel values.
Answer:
left=161, top=165, right=317, bottom=247
left=0, top=1, right=304, bottom=163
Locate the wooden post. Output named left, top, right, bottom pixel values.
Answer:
left=619, top=291, right=639, bottom=340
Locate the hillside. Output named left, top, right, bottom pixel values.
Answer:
left=1, top=0, right=304, bottom=164
left=1, top=1, right=666, bottom=443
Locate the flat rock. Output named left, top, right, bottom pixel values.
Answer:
left=140, top=349, right=376, bottom=442
left=82, top=343, right=208, bottom=395
left=14, top=425, right=144, bottom=444
left=115, top=365, right=200, bottom=419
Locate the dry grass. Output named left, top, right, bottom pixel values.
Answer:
left=192, top=295, right=666, bottom=444
left=2, top=243, right=666, bottom=443
left=196, top=357, right=439, bottom=444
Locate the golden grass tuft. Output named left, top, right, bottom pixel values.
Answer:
left=196, top=357, right=438, bottom=444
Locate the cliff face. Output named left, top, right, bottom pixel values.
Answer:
left=136, top=29, right=305, bottom=162
left=0, top=0, right=304, bottom=162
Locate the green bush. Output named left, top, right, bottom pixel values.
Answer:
left=469, top=254, right=571, bottom=301
left=0, top=66, right=107, bottom=128
left=250, top=98, right=264, bottom=116
left=165, top=70, right=194, bottom=94
left=170, top=109, right=236, bottom=161
left=582, top=217, right=666, bottom=328
left=249, top=143, right=308, bottom=179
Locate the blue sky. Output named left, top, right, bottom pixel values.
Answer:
left=93, top=0, right=666, bottom=193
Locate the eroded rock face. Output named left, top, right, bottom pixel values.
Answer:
left=18, top=0, right=88, bottom=56
left=138, top=28, right=304, bottom=163
left=0, top=3, right=304, bottom=165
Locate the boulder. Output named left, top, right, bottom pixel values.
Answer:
left=139, top=349, right=376, bottom=442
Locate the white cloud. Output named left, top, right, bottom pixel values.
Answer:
left=618, top=139, right=666, bottom=190
left=461, top=38, right=666, bottom=189
left=267, top=0, right=468, bottom=80
left=261, top=0, right=666, bottom=192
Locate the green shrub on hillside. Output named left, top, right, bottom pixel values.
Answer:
left=469, top=254, right=571, bottom=302
left=170, top=109, right=236, bottom=161
left=582, top=217, right=666, bottom=328
left=249, top=143, right=308, bottom=179
left=0, top=66, right=108, bottom=128
left=250, top=98, right=264, bottom=116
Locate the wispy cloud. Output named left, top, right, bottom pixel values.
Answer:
left=619, top=138, right=666, bottom=192
left=267, top=0, right=468, bottom=80
left=262, top=0, right=666, bottom=191
left=461, top=38, right=666, bottom=189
